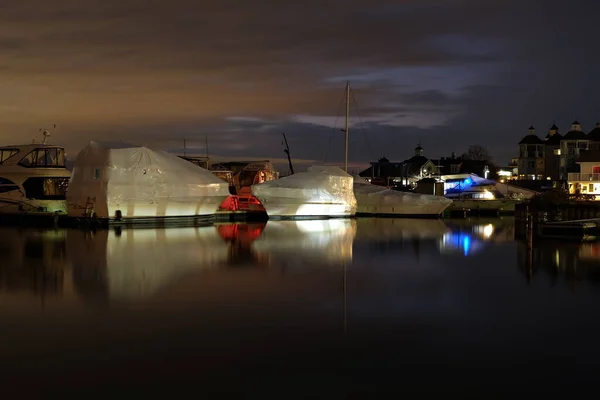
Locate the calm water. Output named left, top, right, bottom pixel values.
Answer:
left=1, top=217, right=600, bottom=395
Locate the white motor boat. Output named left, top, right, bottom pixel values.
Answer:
left=251, top=165, right=357, bottom=219
left=0, top=130, right=70, bottom=217
left=353, top=178, right=452, bottom=217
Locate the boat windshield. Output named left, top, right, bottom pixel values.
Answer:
left=19, top=147, right=66, bottom=168
left=0, top=148, right=19, bottom=165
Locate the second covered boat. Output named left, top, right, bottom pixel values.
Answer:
left=251, top=165, right=357, bottom=219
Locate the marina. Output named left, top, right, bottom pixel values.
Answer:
left=0, top=125, right=464, bottom=227
left=4, top=128, right=600, bottom=232
left=2, top=0, right=599, bottom=396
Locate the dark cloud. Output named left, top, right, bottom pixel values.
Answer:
left=0, top=0, right=598, bottom=168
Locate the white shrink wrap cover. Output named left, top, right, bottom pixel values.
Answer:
left=251, top=165, right=357, bottom=218
left=353, top=177, right=452, bottom=217
left=66, top=141, right=231, bottom=220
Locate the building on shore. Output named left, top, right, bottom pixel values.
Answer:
left=497, top=158, right=518, bottom=182
left=559, top=121, right=588, bottom=180
left=516, top=124, right=562, bottom=181
left=567, top=150, right=600, bottom=198
left=359, top=144, right=495, bottom=189
left=359, top=145, right=440, bottom=188
left=516, top=121, right=600, bottom=183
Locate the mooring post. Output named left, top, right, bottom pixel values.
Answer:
left=526, top=204, right=533, bottom=249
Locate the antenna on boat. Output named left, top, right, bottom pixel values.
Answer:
left=39, top=124, right=56, bottom=144
left=205, top=135, right=209, bottom=159
left=343, top=81, right=350, bottom=173
left=282, top=132, right=294, bottom=175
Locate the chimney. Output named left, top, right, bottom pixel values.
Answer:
left=451, top=151, right=455, bottom=159
left=528, top=125, right=535, bottom=135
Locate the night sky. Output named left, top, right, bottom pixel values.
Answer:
left=1, top=0, right=599, bottom=171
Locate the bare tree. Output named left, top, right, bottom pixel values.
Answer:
left=462, top=145, right=491, bottom=161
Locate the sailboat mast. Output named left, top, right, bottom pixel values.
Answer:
left=282, top=132, right=294, bottom=175
left=344, top=81, right=350, bottom=173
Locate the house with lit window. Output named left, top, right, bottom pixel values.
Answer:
left=517, top=126, right=545, bottom=180
left=515, top=122, right=600, bottom=182
left=359, top=144, right=502, bottom=189
left=516, top=124, right=563, bottom=181
left=567, top=150, right=600, bottom=198
left=544, top=124, right=562, bottom=181
left=559, top=121, right=589, bottom=179
left=437, top=153, right=496, bottom=180
left=358, top=144, right=440, bottom=187
left=497, top=158, right=518, bottom=182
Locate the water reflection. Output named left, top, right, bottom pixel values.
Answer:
left=67, top=226, right=234, bottom=304
left=438, top=217, right=515, bottom=256
left=518, top=238, right=600, bottom=285
left=0, top=228, right=67, bottom=298
left=251, top=219, right=356, bottom=267
left=217, top=222, right=268, bottom=266
left=5, top=218, right=600, bottom=393
left=355, top=218, right=447, bottom=257
left=0, top=217, right=533, bottom=309
left=354, top=218, right=450, bottom=240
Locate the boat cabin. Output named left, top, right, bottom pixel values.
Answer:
left=0, top=144, right=69, bottom=200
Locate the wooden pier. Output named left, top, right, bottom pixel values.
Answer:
left=515, top=197, right=600, bottom=240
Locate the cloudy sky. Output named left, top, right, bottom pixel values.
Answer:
left=1, top=0, right=598, bottom=172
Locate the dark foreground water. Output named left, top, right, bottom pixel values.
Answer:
left=1, top=217, right=600, bottom=396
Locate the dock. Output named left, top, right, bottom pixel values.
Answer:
left=0, top=210, right=269, bottom=230
left=515, top=198, right=600, bottom=240
left=444, top=207, right=515, bottom=218
left=537, top=219, right=599, bottom=240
